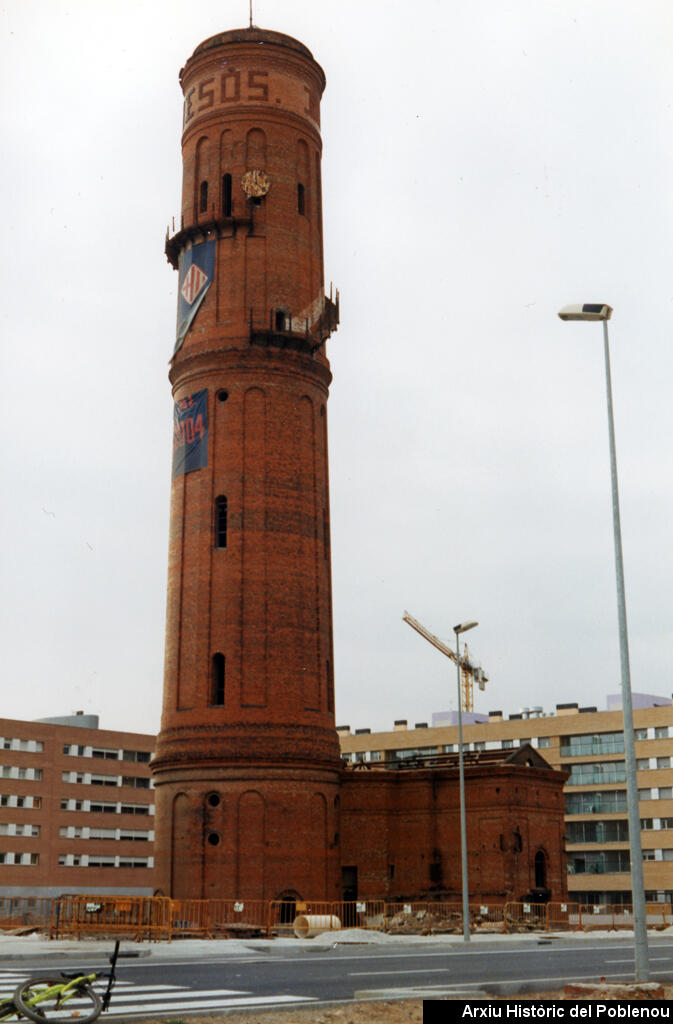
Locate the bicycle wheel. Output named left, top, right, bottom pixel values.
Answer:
left=13, top=980, right=102, bottom=1024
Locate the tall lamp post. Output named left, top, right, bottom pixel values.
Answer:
left=558, top=303, right=649, bottom=982
left=454, top=619, right=479, bottom=943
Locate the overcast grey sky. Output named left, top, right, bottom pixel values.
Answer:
left=2, top=0, right=672, bottom=735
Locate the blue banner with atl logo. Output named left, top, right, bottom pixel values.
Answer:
left=172, top=389, right=209, bottom=478
left=173, top=239, right=216, bottom=356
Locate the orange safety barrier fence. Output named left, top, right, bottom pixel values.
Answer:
left=546, top=901, right=581, bottom=931
left=268, top=899, right=336, bottom=935
left=0, top=897, right=52, bottom=932
left=50, top=895, right=171, bottom=941
left=645, top=902, right=673, bottom=929
left=384, top=901, right=506, bottom=935
left=471, top=902, right=506, bottom=932
left=503, top=901, right=547, bottom=933
left=577, top=903, right=617, bottom=930
left=576, top=902, right=673, bottom=931
left=207, top=899, right=269, bottom=936
left=385, top=901, right=463, bottom=935
left=30, top=895, right=673, bottom=941
left=336, top=900, right=386, bottom=930
left=168, top=899, right=213, bottom=938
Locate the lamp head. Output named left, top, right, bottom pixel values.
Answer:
left=454, top=620, right=478, bottom=635
left=558, top=303, right=613, bottom=322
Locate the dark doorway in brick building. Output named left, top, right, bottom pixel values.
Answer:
left=534, top=850, right=547, bottom=889
left=278, top=894, right=296, bottom=925
left=341, top=865, right=358, bottom=926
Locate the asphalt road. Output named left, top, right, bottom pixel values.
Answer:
left=2, top=938, right=672, bottom=1016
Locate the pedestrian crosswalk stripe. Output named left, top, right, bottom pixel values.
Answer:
left=0, top=973, right=315, bottom=1016
left=104, top=994, right=315, bottom=1016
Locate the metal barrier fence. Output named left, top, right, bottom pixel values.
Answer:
left=207, top=899, right=270, bottom=936
left=0, top=897, right=52, bottom=931
left=269, top=900, right=336, bottom=935
left=546, top=901, right=581, bottom=931
left=646, top=902, right=673, bottom=928
left=169, top=899, right=269, bottom=937
left=504, top=901, right=548, bottom=933
left=50, top=896, right=171, bottom=941
left=4, top=896, right=670, bottom=941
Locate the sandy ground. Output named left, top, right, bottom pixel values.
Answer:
left=135, top=985, right=673, bottom=1024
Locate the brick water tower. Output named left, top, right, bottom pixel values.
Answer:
left=152, top=26, right=342, bottom=902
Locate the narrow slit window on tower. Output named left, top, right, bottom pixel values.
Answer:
left=199, top=180, right=209, bottom=213
left=222, top=174, right=232, bottom=216
left=215, top=495, right=227, bottom=549
left=297, top=182, right=305, bottom=215
left=211, top=654, right=225, bottom=706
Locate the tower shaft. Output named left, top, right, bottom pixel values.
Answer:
left=153, top=27, right=341, bottom=902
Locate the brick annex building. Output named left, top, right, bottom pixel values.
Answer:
left=147, top=24, right=568, bottom=908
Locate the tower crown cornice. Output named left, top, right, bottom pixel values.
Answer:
left=183, top=27, right=325, bottom=87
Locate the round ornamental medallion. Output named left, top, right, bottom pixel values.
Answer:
left=241, top=169, right=271, bottom=198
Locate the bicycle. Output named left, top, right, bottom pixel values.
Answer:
left=0, top=940, right=122, bottom=1023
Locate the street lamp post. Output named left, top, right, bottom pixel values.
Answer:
left=454, top=619, right=478, bottom=943
left=558, top=303, right=649, bottom=982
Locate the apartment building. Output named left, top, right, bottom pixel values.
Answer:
left=0, top=714, right=156, bottom=898
left=338, top=693, right=673, bottom=906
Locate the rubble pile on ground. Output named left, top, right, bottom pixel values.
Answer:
left=384, top=908, right=462, bottom=935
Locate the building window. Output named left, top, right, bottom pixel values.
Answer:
left=561, top=732, right=624, bottom=758
left=657, top=757, right=671, bottom=769
left=91, top=774, right=118, bottom=787
left=567, top=820, right=629, bottom=843
left=567, top=850, right=630, bottom=874
left=297, top=182, right=305, bottom=215
left=215, top=496, right=227, bottom=549
left=212, top=653, right=225, bottom=706
left=222, top=174, right=232, bottom=217
left=635, top=729, right=648, bottom=741
left=121, top=803, right=150, bottom=815
left=566, top=761, right=626, bottom=787
left=655, top=727, right=669, bottom=739
left=199, top=180, right=208, bottom=213
left=659, top=787, right=673, bottom=799
left=565, top=790, right=627, bottom=815
left=121, top=750, right=151, bottom=763
left=90, top=802, right=117, bottom=814
left=92, top=748, right=119, bottom=760
left=637, top=759, right=651, bottom=770
left=122, top=776, right=150, bottom=789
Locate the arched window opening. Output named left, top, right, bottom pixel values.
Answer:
left=534, top=850, right=547, bottom=889
left=199, top=180, right=209, bottom=213
left=297, top=182, right=305, bottom=215
left=215, top=495, right=227, bottom=549
left=211, top=653, right=225, bottom=706
left=222, top=174, right=232, bottom=216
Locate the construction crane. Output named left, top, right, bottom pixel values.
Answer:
left=402, top=610, right=488, bottom=713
